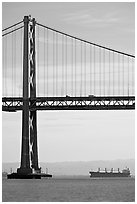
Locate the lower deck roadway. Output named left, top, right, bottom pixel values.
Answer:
left=2, top=96, right=135, bottom=111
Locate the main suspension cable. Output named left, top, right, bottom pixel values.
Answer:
left=2, top=20, right=23, bottom=32
left=2, top=26, right=24, bottom=37
left=36, top=22, right=135, bottom=58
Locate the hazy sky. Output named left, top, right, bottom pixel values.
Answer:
left=2, top=2, right=135, bottom=163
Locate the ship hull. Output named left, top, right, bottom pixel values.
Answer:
left=89, top=172, right=130, bottom=178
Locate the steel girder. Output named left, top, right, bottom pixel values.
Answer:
left=2, top=96, right=135, bottom=111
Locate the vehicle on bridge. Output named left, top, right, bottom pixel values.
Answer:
left=88, top=95, right=95, bottom=98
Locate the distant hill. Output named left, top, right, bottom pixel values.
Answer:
left=2, top=159, right=135, bottom=176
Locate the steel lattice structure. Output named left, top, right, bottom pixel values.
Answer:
left=2, top=96, right=135, bottom=111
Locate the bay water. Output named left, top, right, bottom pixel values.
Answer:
left=2, top=176, right=135, bottom=202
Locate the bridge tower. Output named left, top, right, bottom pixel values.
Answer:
left=17, top=16, right=40, bottom=175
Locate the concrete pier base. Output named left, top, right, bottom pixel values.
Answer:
left=7, top=172, right=52, bottom=179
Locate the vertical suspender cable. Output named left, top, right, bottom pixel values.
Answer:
left=80, top=41, right=82, bottom=96
left=61, top=35, right=64, bottom=96
left=47, top=28, right=48, bottom=96
left=99, top=47, right=101, bottom=96
left=109, top=50, right=110, bottom=96
left=66, top=36, right=67, bottom=95
left=44, top=28, right=45, bottom=96
left=94, top=45, right=95, bottom=95
left=4, top=36, right=5, bottom=96
left=132, top=57, right=134, bottom=95
left=118, top=53, right=120, bottom=96
left=127, top=56, right=129, bottom=96
left=90, top=45, right=91, bottom=95
left=56, top=32, right=58, bottom=96
left=53, top=32, right=55, bottom=96
left=104, top=49, right=105, bottom=96
left=14, top=26, right=16, bottom=96
left=113, top=51, right=114, bottom=96
left=84, top=43, right=86, bottom=96
left=2, top=35, right=5, bottom=95
left=37, top=26, right=39, bottom=96
left=123, top=54, right=124, bottom=96
left=5, top=36, right=7, bottom=96
left=20, top=28, right=23, bottom=97
left=12, top=29, right=14, bottom=97
left=5, top=35, right=7, bottom=96
left=75, top=38, right=76, bottom=96
left=71, top=38, right=73, bottom=96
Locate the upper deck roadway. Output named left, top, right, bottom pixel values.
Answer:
left=2, top=96, right=135, bottom=112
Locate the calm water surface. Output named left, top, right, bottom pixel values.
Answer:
left=2, top=177, right=135, bottom=202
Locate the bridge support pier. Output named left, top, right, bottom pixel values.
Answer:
left=4, top=15, right=53, bottom=179
left=16, top=16, right=32, bottom=175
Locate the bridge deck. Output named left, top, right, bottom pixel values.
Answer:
left=2, top=96, right=135, bottom=111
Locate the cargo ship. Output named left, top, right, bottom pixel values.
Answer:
left=89, top=167, right=130, bottom=178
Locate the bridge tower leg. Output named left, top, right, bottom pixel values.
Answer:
left=17, top=16, right=40, bottom=175
left=29, top=18, right=40, bottom=173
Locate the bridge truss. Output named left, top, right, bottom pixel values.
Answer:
left=2, top=96, right=135, bottom=111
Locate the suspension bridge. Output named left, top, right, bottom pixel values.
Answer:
left=2, top=15, right=135, bottom=178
